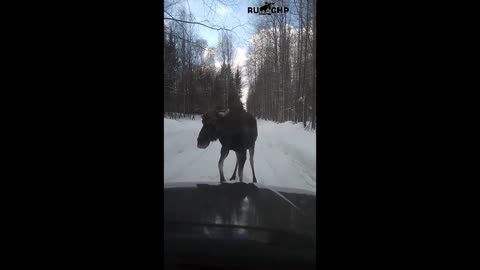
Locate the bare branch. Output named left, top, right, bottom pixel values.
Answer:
left=165, top=0, right=179, bottom=10
left=164, top=14, right=236, bottom=32
left=164, top=30, right=210, bottom=51
left=164, top=9, right=237, bottom=32
left=164, top=10, right=188, bottom=32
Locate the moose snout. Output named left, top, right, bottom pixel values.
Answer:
left=197, top=138, right=209, bottom=149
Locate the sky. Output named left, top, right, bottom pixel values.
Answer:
left=166, top=0, right=260, bottom=104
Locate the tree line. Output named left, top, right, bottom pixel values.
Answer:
left=245, top=0, right=316, bottom=129
left=163, top=6, right=243, bottom=119
left=163, top=0, right=316, bottom=130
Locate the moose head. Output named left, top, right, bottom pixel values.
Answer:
left=197, top=108, right=229, bottom=149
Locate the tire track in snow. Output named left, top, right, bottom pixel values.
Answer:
left=253, top=129, right=314, bottom=191
left=164, top=120, right=209, bottom=182
left=165, top=147, right=209, bottom=181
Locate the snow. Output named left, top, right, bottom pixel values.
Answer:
left=164, top=116, right=316, bottom=193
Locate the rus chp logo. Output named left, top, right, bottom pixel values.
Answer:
left=248, top=2, right=289, bottom=15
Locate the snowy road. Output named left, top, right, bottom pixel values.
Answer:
left=164, top=117, right=316, bottom=193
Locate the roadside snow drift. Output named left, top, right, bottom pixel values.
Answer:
left=164, top=117, right=316, bottom=193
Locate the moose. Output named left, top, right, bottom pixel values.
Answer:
left=259, top=2, right=274, bottom=13
left=197, top=105, right=258, bottom=183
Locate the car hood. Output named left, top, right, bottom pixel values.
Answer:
left=164, top=181, right=316, bottom=239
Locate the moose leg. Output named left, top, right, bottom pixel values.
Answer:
left=237, top=150, right=247, bottom=183
left=229, top=153, right=239, bottom=181
left=218, top=147, right=229, bottom=182
left=249, top=145, right=257, bottom=183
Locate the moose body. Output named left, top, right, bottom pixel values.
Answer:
left=197, top=106, right=258, bottom=183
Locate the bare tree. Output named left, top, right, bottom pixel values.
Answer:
left=245, top=0, right=316, bottom=130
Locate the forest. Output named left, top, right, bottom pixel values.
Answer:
left=164, top=0, right=316, bottom=129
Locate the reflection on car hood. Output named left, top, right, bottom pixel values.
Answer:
left=164, top=181, right=316, bottom=239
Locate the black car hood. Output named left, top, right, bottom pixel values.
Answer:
left=164, top=181, right=316, bottom=269
left=164, top=181, right=315, bottom=237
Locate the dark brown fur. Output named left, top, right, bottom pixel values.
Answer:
left=197, top=105, right=258, bottom=183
